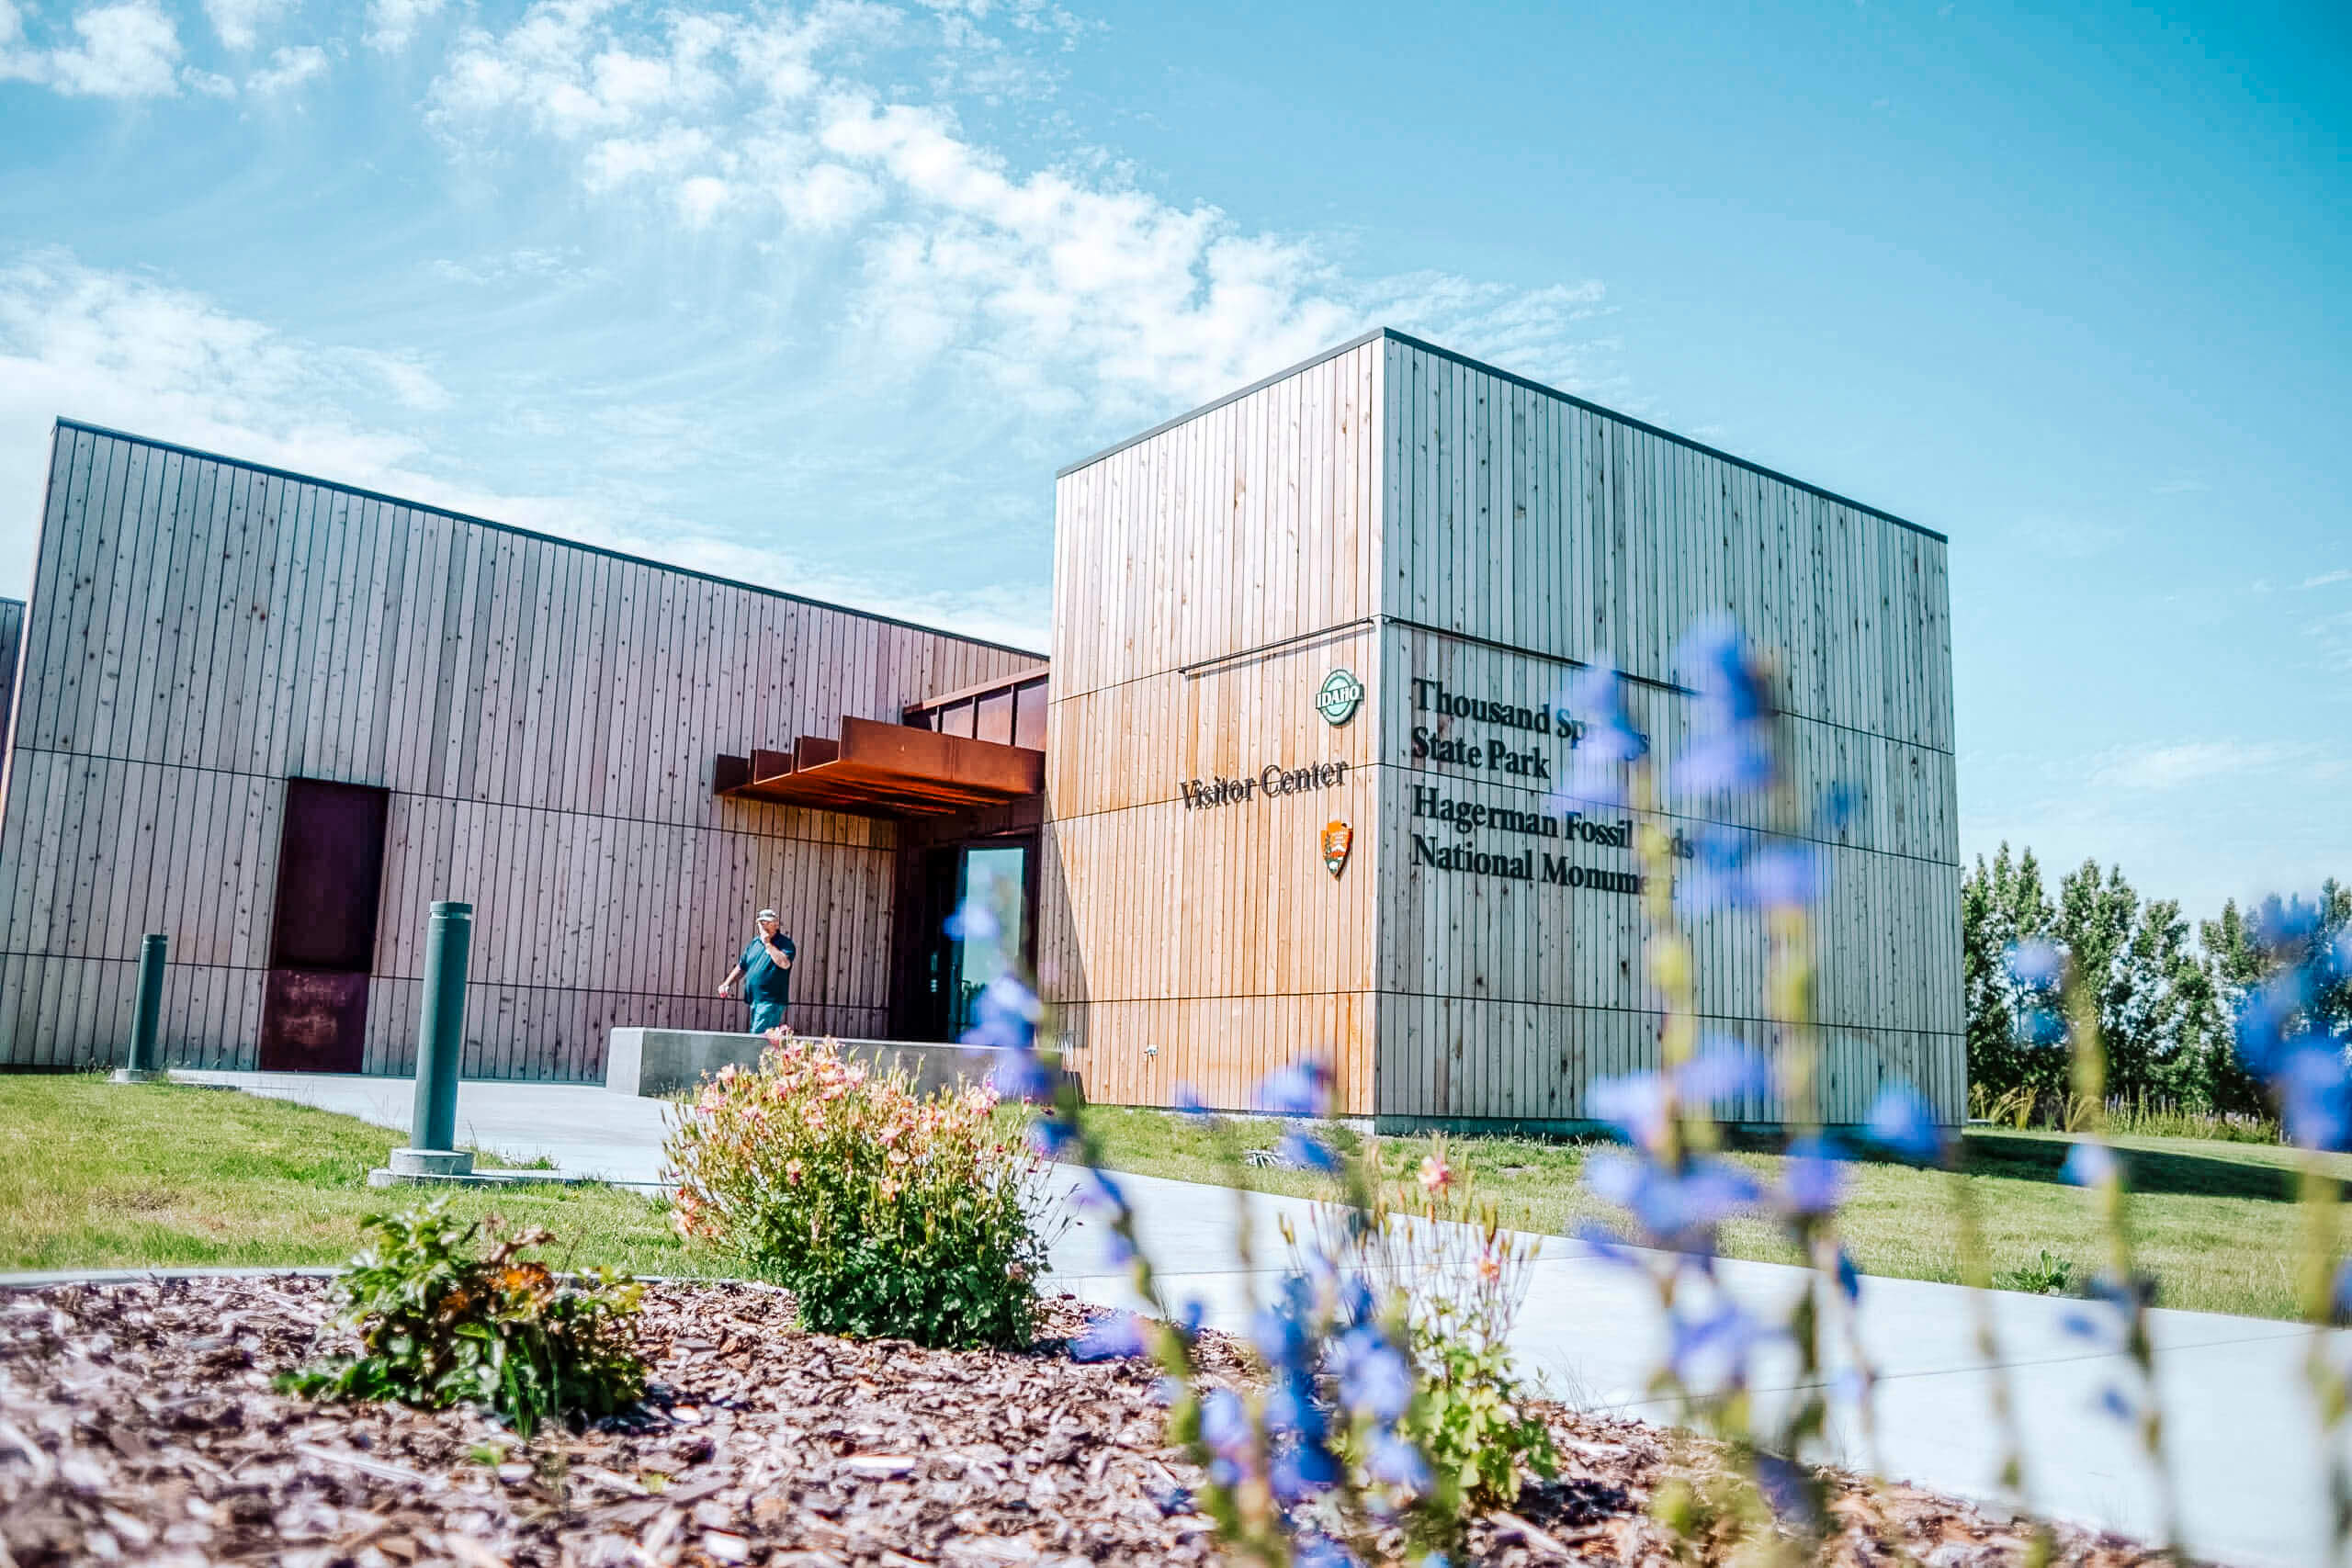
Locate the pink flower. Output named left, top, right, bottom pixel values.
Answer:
left=1418, top=1154, right=1456, bottom=1195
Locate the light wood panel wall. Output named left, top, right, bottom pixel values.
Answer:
left=1040, top=340, right=1385, bottom=1111
left=0, top=423, right=1037, bottom=1077
left=1045, top=330, right=1962, bottom=1124
left=0, top=598, right=23, bottom=783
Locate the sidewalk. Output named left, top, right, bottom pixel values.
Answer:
left=181, top=1071, right=2321, bottom=1566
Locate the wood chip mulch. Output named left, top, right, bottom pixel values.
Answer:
left=0, top=1275, right=2171, bottom=1568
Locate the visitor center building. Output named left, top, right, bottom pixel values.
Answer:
left=0, top=329, right=1962, bottom=1127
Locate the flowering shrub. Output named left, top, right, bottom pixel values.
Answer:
left=279, top=1201, right=644, bottom=1438
left=1362, top=1146, right=1556, bottom=1520
left=667, top=1033, right=1049, bottom=1349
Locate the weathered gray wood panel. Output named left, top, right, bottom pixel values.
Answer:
left=0, top=423, right=1035, bottom=1077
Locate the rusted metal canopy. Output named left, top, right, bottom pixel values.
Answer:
left=716, top=716, right=1044, bottom=818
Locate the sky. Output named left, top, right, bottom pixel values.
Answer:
left=0, top=0, right=2344, bottom=922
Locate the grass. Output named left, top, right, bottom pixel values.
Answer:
left=1073, top=1105, right=2350, bottom=1323
left=5, top=1073, right=2336, bottom=1323
left=0, top=1074, right=723, bottom=1278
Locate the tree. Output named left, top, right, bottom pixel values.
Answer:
left=2049, top=861, right=2205, bottom=1107
left=2197, top=881, right=2352, bottom=1117
left=1960, top=843, right=2057, bottom=1103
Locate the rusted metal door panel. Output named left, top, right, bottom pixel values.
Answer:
left=257, top=969, right=370, bottom=1073
left=257, top=778, right=390, bottom=1073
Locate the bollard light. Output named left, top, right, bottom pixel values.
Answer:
left=109, top=932, right=168, bottom=1084
left=388, top=900, right=476, bottom=1179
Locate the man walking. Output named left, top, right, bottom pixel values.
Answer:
left=718, top=908, right=796, bottom=1034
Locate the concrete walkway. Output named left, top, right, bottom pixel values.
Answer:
left=173, top=1071, right=2322, bottom=1566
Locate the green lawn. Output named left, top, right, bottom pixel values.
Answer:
left=0, top=1075, right=721, bottom=1278
left=4, top=1075, right=2337, bottom=1323
left=1074, top=1105, right=2349, bottom=1323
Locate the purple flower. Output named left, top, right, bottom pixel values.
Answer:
left=1673, top=617, right=1776, bottom=799
left=1197, top=1388, right=1250, bottom=1458
left=2334, top=1261, right=2352, bottom=1324
left=1075, top=1168, right=1127, bottom=1213
left=1778, top=1135, right=1848, bottom=1218
left=1679, top=1037, right=1771, bottom=1108
left=1289, top=1529, right=1358, bottom=1567
left=2004, top=940, right=2064, bottom=990
left=1368, top=1430, right=1431, bottom=1491
left=1745, top=842, right=1826, bottom=910
left=1269, top=1436, right=1340, bottom=1501
left=1835, top=1247, right=1861, bottom=1303
left=1586, top=1151, right=1760, bottom=1252
left=987, top=1048, right=1053, bottom=1101
left=2098, top=1385, right=2133, bottom=1422
left=1865, top=1082, right=1943, bottom=1165
left=1072, top=1311, right=1148, bottom=1362
left=2275, top=1043, right=2352, bottom=1151
left=1171, top=1082, right=1212, bottom=1119
left=1335, top=1329, right=1414, bottom=1423
left=1279, top=1131, right=1343, bottom=1173
left=1587, top=1071, right=1668, bottom=1151
left=1026, top=1115, right=1077, bottom=1157
left=1573, top=1221, right=1645, bottom=1269
left=1251, top=1301, right=1311, bottom=1371
left=944, top=897, right=1001, bottom=942
left=1668, top=1298, right=1768, bottom=1390
left=1561, top=660, right=1646, bottom=807
left=2061, top=1141, right=2117, bottom=1188
left=1254, top=1062, right=1330, bottom=1116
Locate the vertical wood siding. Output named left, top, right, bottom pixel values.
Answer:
left=1039, top=341, right=1385, bottom=1113
left=0, top=425, right=1037, bottom=1078
left=1372, top=337, right=1962, bottom=1125
left=1042, top=331, right=1962, bottom=1125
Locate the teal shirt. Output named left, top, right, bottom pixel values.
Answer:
left=738, top=932, right=795, bottom=1004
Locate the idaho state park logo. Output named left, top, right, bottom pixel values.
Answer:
left=1321, top=819, right=1353, bottom=877
left=1316, top=668, right=1364, bottom=726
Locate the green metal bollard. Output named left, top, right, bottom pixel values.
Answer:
left=110, top=933, right=168, bottom=1083
left=392, top=900, right=475, bottom=1178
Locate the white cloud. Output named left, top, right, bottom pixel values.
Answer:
left=2301, top=569, right=2350, bottom=590
left=245, top=40, right=323, bottom=92
left=2085, top=739, right=2320, bottom=791
left=1, top=0, right=182, bottom=97
left=363, top=0, right=442, bottom=51
left=201, top=0, right=288, bottom=51
left=419, top=0, right=1613, bottom=422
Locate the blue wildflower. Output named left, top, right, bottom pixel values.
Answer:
left=1074, top=1167, right=1126, bottom=1213
left=1746, top=840, right=1826, bottom=910
left=1369, top=1430, right=1431, bottom=1491
left=1864, top=1082, right=1943, bottom=1165
left=1586, top=1151, right=1760, bottom=1251
left=1269, top=1437, right=1341, bottom=1501
left=1679, top=1037, right=1772, bottom=1108
left=1587, top=1071, right=1668, bottom=1151
left=986, top=1048, right=1053, bottom=1101
left=1573, top=1220, right=1645, bottom=1269
left=944, top=897, right=1001, bottom=942
left=1026, top=1115, right=1077, bottom=1157
left=1255, top=1062, right=1330, bottom=1116
left=1171, top=1082, right=1212, bottom=1119
left=1815, top=782, right=1860, bottom=836
left=1072, top=1312, right=1148, bottom=1362
left=1279, top=1131, right=1343, bottom=1173
left=1835, top=1247, right=1861, bottom=1303
left=1673, top=617, right=1776, bottom=799
left=1667, top=1297, right=1769, bottom=1391
left=1334, top=1327, right=1414, bottom=1423
left=2061, top=1141, right=2117, bottom=1188
left=1197, top=1388, right=1250, bottom=1458
left=1289, top=1529, right=1358, bottom=1567
left=2098, top=1385, right=2133, bottom=1422
left=2275, top=1043, right=2351, bottom=1151
left=1753, top=1452, right=1821, bottom=1531
left=2004, top=939, right=2064, bottom=991
left=1779, top=1136, right=1847, bottom=1218
left=1563, top=660, right=1646, bottom=807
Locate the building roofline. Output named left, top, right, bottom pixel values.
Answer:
left=49, top=418, right=1051, bottom=661
left=1053, top=327, right=1949, bottom=546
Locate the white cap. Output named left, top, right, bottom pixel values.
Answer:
left=756, top=908, right=778, bottom=921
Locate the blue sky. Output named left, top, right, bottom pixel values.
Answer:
left=0, top=0, right=2344, bottom=919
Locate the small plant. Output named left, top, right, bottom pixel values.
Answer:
left=1364, top=1145, right=1556, bottom=1522
left=278, top=1201, right=644, bottom=1438
left=667, top=1032, right=1050, bottom=1349
left=1994, top=1249, right=2075, bottom=1295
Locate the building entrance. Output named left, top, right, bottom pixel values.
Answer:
left=909, top=838, right=1034, bottom=1042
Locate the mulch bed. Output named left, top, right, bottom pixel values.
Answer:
left=0, top=1276, right=2169, bottom=1567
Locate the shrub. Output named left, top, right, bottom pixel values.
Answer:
left=667, top=1033, right=1048, bottom=1349
left=1994, top=1248, right=2075, bottom=1296
left=278, top=1202, right=644, bottom=1438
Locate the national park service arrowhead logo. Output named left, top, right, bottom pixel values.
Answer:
left=1316, top=668, right=1364, bottom=727
left=1321, top=819, right=1353, bottom=877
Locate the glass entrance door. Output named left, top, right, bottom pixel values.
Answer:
left=950, top=843, right=1030, bottom=1037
